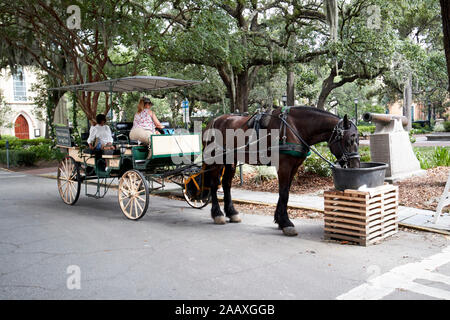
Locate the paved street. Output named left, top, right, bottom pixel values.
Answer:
left=1, top=169, right=450, bottom=299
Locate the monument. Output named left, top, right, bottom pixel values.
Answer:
left=363, top=113, right=425, bottom=182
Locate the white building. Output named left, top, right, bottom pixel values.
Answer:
left=0, top=66, right=67, bottom=139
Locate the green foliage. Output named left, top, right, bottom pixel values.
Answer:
left=357, top=125, right=376, bottom=135
left=415, top=147, right=450, bottom=169
left=409, top=131, right=416, bottom=144
left=0, top=134, right=18, bottom=141
left=252, top=166, right=278, bottom=184
left=0, top=89, right=12, bottom=129
left=0, top=150, right=37, bottom=166
left=0, top=138, right=51, bottom=149
left=303, top=151, right=335, bottom=177
left=359, top=146, right=372, bottom=162
left=444, top=122, right=450, bottom=132
left=0, top=137, right=62, bottom=165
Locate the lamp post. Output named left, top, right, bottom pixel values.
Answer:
left=354, top=98, right=359, bottom=125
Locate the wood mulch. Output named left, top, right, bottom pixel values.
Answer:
left=396, top=166, right=450, bottom=211
left=232, top=167, right=334, bottom=195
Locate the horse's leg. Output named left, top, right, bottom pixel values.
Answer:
left=222, top=164, right=241, bottom=223
left=208, top=165, right=226, bottom=224
left=274, top=158, right=303, bottom=236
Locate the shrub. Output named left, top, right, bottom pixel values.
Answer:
left=444, top=121, right=450, bottom=132
left=0, top=150, right=37, bottom=166
left=28, top=144, right=65, bottom=161
left=252, top=166, right=277, bottom=183
left=304, top=151, right=334, bottom=177
left=359, top=146, right=371, bottom=162
left=357, top=125, right=375, bottom=136
left=0, top=134, right=18, bottom=141
left=0, top=138, right=52, bottom=149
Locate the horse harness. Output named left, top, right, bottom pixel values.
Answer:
left=248, top=106, right=360, bottom=165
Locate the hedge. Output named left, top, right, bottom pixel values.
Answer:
left=357, top=125, right=376, bottom=135
left=0, top=138, right=52, bottom=149
left=0, top=150, right=37, bottom=166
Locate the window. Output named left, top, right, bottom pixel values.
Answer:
left=13, top=67, right=27, bottom=101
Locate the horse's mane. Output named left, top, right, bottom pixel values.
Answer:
left=287, top=105, right=340, bottom=119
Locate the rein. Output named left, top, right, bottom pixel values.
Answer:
left=253, top=107, right=359, bottom=168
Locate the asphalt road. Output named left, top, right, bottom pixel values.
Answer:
left=1, top=169, right=450, bottom=300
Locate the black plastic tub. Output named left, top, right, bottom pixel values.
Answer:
left=331, top=162, right=388, bottom=191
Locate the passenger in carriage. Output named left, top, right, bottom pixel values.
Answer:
left=87, top=114, right=115, bottom=151
left=129, top=97, right=165, bottom=145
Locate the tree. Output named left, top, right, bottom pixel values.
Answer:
left=439, top=0, right=450, bottom=92
left=146, top=0, right=330, bottom=113
left=0, top=88, right=11, bottom=130
left=315, top=0, right=397, bottom=109
left=0, top=0, right=155, bottom=123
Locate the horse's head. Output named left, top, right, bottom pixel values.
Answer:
left=328, top=115, right=360, bottom=168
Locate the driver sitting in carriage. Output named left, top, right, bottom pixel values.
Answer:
left=87, top=114, right=115, bottom=152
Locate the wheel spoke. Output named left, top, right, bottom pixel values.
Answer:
left=134, top=199, right=139, bottom=217
left=129, top=198, right=134, bottom=217
left=135, top=198, right=143, bottom=212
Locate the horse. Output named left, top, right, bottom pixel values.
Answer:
left=202, top=106, right=360, bottom=236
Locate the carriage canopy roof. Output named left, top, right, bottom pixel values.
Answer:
left=49, top=76, right=202, bottom=92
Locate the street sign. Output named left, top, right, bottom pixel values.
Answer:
left=182, top=99, right=189, bottom=124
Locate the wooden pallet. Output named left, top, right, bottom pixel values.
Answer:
left=324, top=184, right=399, bottom=246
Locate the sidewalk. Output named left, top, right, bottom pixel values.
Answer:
left=12, top=166, right=450, bottom=235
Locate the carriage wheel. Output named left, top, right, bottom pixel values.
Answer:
left=118, top=169, right=149, bottom=220
left=57, top=156, right=81, bottom=205
left=183, top=174, right=211, bottom=209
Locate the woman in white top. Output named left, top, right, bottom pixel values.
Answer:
left=87, top=114, right=115, bottom=151
left=129, top=97, right=164, bottom=145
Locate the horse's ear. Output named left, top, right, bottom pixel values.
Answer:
left=343, top=114, right=351, bottom=129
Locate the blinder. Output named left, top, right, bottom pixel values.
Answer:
left=328, top=119, right=360, bottom=166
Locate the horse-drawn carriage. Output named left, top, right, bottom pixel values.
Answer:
left=53, top=76, right=212, bottom=220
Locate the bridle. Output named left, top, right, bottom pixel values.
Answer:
left=327, top=119, right=360, bottom=167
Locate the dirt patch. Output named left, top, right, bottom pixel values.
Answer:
left=395, top=166, right=450, bottom=211
left=232, top=167, right=333, bottom=195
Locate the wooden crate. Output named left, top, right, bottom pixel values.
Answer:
left=324, top=184, right=398, bottom=246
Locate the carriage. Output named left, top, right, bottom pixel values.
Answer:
left=52, top=76, right=212, bottom=220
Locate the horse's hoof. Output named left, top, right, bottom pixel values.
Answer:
left=229, top=215, right=242, bottom=223
left=214, top=216, right=226, bottom=225
left=282, top=227, right=298, bottom=237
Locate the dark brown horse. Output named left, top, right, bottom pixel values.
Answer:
left=202, top=106, right=360, bottom=236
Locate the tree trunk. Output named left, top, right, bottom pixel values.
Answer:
left=45, top=90, right=64, bottom=139
left=286, top=65, right=295, bottom=106
left=440, top=0, right=450, bottom=92
left=403, top=73, right=413, bottom=131
left=234, top=71, right=249, bottom=113
left=317, top=76, right=335, bottom=110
